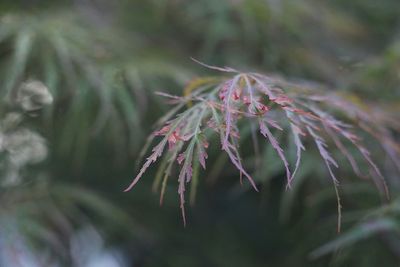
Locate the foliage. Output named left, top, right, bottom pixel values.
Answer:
left=126, top=62, right=399, bottom=231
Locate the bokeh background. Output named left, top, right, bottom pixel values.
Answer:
left=0, top=0, right=400, bottom=266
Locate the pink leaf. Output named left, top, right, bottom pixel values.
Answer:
left=124, top=141, right=167, bottom=192
left=259, top=120, right=292, bottom=187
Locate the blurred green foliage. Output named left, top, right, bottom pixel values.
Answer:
left=0, top=0, right=399, bottom=266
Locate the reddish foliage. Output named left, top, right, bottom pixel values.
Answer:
left=125, top=63, right=400, bottom=230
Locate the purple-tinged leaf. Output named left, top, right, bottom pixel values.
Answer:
left=306, top=125, right=342, bottom=232
left=191, top=58, right=238, bottom=73
left=125, top=140, right=167, bottom=192
left=264, top=117, right=283, bottom=131
left=177, top=141, right=196, bottom=226
left=288, top=119, right=305, bottom=186
left=222, top=140, right=258, bottom=191
left=324, top=123, right=363, bottom=178
left=222, top=76, right=240, bottom=150
left=197, top=140, right=208, bottom=169
left=259, top=120, right=292, bottom=187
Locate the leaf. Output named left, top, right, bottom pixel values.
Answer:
left=310, top=219, right=399, bottom=259
left=124, top=140, right=167, bottom=192
left=4, top=30, right=33, bottom=97
left=288, top=119, right=305, bottom=185
left=259, top=119, right=292, bottom=188
left=306, top=125, right=342, bottom=232
left=177, top=139, right=196, bottom=226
